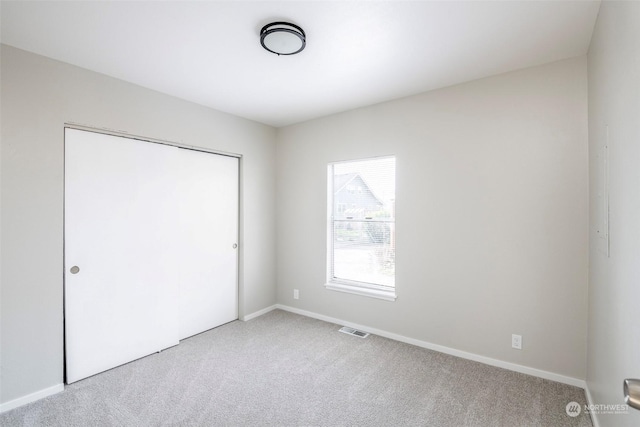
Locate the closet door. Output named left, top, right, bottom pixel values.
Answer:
left=65, top=129, right=239, bottom=383
left=64, top=129, right=180, bottom=383
left=176, top=149, right=238, bottom=340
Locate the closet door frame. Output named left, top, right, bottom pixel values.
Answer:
left=63, top=124, right=241, bottom=383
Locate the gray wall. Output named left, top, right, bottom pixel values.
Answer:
left=587, top=2, right=640, bottom=426
left=0, top=45, right=277, bottom=405
left=276, top=57, right=589, bottom=380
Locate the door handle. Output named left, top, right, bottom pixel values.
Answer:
left=624, top=379, right=640, bottom=410
left=70, top=266, right=80, bottom=274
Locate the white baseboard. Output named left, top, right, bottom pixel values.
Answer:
left=0, top=383, right=64, bottom=413
left=241, top=304, right=277, bottom=321
left=275, top=304, right=587, bottom=389
left=584, top=384, right=600, bottom=427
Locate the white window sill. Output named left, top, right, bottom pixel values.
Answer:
left=325, top=281, right=396, bottom=301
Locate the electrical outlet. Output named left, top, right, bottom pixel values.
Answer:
left=293, top=289, right=299, bottom=300
left=512, top=334, right=522, bottom=350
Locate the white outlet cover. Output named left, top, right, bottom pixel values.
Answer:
left=512, top=334, right=522, bottom=350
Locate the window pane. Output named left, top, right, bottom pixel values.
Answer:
left=332, top=158, right=395, bottom=221
left=333, top=221, right=395, bottom=287
left=330, top=157, right=395, bottom=288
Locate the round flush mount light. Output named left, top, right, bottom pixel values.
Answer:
left=260, top=22, right=306, bottom=56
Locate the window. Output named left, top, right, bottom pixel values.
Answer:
left=326, top=156, right=396, bottom=301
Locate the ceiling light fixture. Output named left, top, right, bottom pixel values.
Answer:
left=260, top=22, right=306, bottom=56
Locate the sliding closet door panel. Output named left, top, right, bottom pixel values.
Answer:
left=65, top=129, right=180, bottom=383
left=177, top=149, right=239, bottom=340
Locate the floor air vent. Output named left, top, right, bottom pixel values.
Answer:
left=339, top=326, right=369, bottom=338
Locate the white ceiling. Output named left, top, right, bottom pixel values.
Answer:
left=1, top=1, right=600, bottom=127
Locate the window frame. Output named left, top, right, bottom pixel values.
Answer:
left=325, top=156, right=397, bottom=301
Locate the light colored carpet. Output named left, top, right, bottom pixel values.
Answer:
left=1, top=309, right=592, bottom=426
